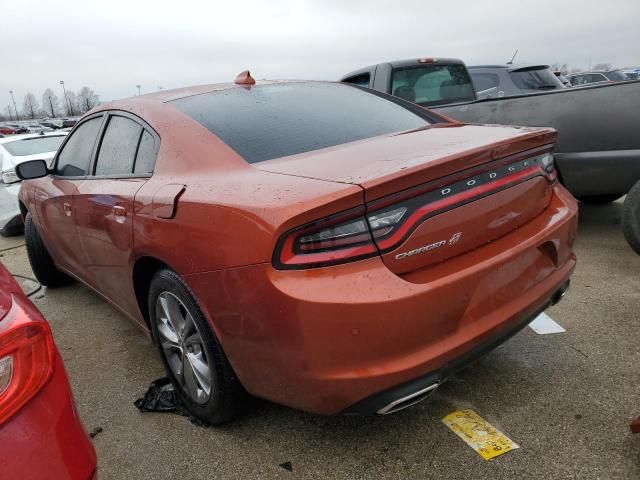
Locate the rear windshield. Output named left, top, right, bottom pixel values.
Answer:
left=390, top=64, right=476, bottom=107
left=1, top=135, right=66, bottom=156
left=171, top=83, right=435, bottom=164
left=509, top=67, right=564, bottom=90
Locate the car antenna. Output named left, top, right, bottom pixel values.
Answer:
left=234, top=70, right=256, bottom=85
left=507, top=49, right=518, bottom=65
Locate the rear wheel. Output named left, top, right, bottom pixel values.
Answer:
left=24, top=213, right=71, bottom=287
left=148, top=268, right=246, bottom=425
left=622, top=181, right=640, bottom=255
left=577, top=194, right=623, bottom=205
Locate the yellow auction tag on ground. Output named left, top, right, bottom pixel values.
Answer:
left=442, top=409, right=519, bottom=460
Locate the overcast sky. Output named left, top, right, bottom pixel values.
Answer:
left=1, top=0, right=638, bottom=113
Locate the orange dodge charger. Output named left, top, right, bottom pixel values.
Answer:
left=16, top=74, right=577, bottom=424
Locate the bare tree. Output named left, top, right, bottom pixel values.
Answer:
left=3, top=106, right=13, bottom=121
left=65, top=91, right=79, bottom=117
left=22, top=93, right=39, bottom=120
left=77, top=86, right=100, bottom=113
left=42, top=88, right=60, bottom=118
left=593, top=63, right=612, bottom=71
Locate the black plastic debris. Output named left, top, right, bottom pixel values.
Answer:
left=134, top=377, right=209, bottom=427
left=279, top=462, right=293, bottom=472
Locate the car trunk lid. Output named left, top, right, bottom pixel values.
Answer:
left=261, top=124, right=557, bottom=274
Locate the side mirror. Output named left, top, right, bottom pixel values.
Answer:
left=15, top=159, right=49, bottom=181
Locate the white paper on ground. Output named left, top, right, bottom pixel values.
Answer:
left=529, top=312, right=566, bottom=334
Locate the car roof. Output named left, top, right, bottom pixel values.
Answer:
left=125, top=79, right=304, bottom=104
left=468, top=64, right=550, bottom=72
left=0, top=131, right=68, bottom=145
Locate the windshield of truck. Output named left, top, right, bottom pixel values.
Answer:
left=509, top=67, right=564, bottom=90
left=391, top=64, right=475, bottom=107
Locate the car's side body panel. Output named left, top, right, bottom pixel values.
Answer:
left=74, top=177, right=148, bottom=321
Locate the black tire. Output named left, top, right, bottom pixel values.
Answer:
left=622, top=181, right=640, bottom=255
left=0, top=215, right=24, bottom=237
left=24, top=213, right=71, bottom=287
left=577, top=194, right=623, bottom=205
left=148, top=268, right=246, bottom=425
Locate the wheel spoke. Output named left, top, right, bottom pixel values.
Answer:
left=160, top=294, right=186, bottom=336
left=186, top=350, right=211, bottom=396
left=182, top=355, right=200, bottom=401
left=182, top=313, right=196, bottom=341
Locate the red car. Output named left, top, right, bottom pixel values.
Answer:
left=0, top=126, right=19, bottom=135
left=16, top=73, right=577, bottom=424
left=0, top=263, right=96, bottom=478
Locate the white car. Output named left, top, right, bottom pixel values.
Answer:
left=0, top=132, right=67, bottom=236
left=0, top=132, right=67, bottom=184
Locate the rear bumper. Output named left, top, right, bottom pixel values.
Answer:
left=344, top=280, right=569, bottom=415
left=0, top=351, right=97, bottom=480
left=186, top=183, right=578, bottom=415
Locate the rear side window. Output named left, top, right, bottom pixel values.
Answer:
left=391, top=64, right=475, bottom=107
left=171, top=83, right=434, bottom=164
left=471, top=73, right=500, bottom=92
left=95, top=116, right=142, bottom=175
left=342, top=73, right=371, bottom=87
left=56, top=117, right=103, bottom=177
left=509, top=67, right=563, bottom=90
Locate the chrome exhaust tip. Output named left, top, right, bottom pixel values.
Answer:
left=551, top=280, right=571, bottom=305
left=376, top=382, right=439, bottom=415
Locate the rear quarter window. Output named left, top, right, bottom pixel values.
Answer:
left=171, top=83, right=435, bottom=164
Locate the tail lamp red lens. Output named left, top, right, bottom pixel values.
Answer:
left=0, top=296, right=55, bottom=426
left=274, top=151, right=555, bottom=269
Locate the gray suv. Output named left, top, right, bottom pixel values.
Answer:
left=469, top=64, right=565, bottom=99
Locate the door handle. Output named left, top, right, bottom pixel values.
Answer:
left=113, top=205, right=126, bottom=223
left=63, top=202, right=71, bottom=216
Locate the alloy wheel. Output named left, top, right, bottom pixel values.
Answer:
left=155, top=291, right=212, bottom=404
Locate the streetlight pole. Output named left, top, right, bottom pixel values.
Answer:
left=9, top=90, right=18, bottom=121
left=59, top=80, right=74, bottom=117
left=47, top=94, right=56, bottom=118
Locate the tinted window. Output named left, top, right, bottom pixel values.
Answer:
left=171, top=83, right=434, bottom=164
left=604, top=71, right=628, bottom=81
left=391, top=64, right=475, bottom=107
left=134, top=130, right=156, bottom=174
left=343, top=73, right=371, bottom=87
left=95, top=116, right=142, bottom=175
left=588, top=74, right=607, bottom=83
left=470, top=73, right=500, bottom=92
left=56, top=117, right=103, bottom=177
left=509, top=67, right=564, bottom=90
left=2, top=135, right=66, bottom=156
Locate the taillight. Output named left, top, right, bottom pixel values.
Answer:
left=0, top=295, right=55, bottom=426
left=274, top=150, right=555, bottom=269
